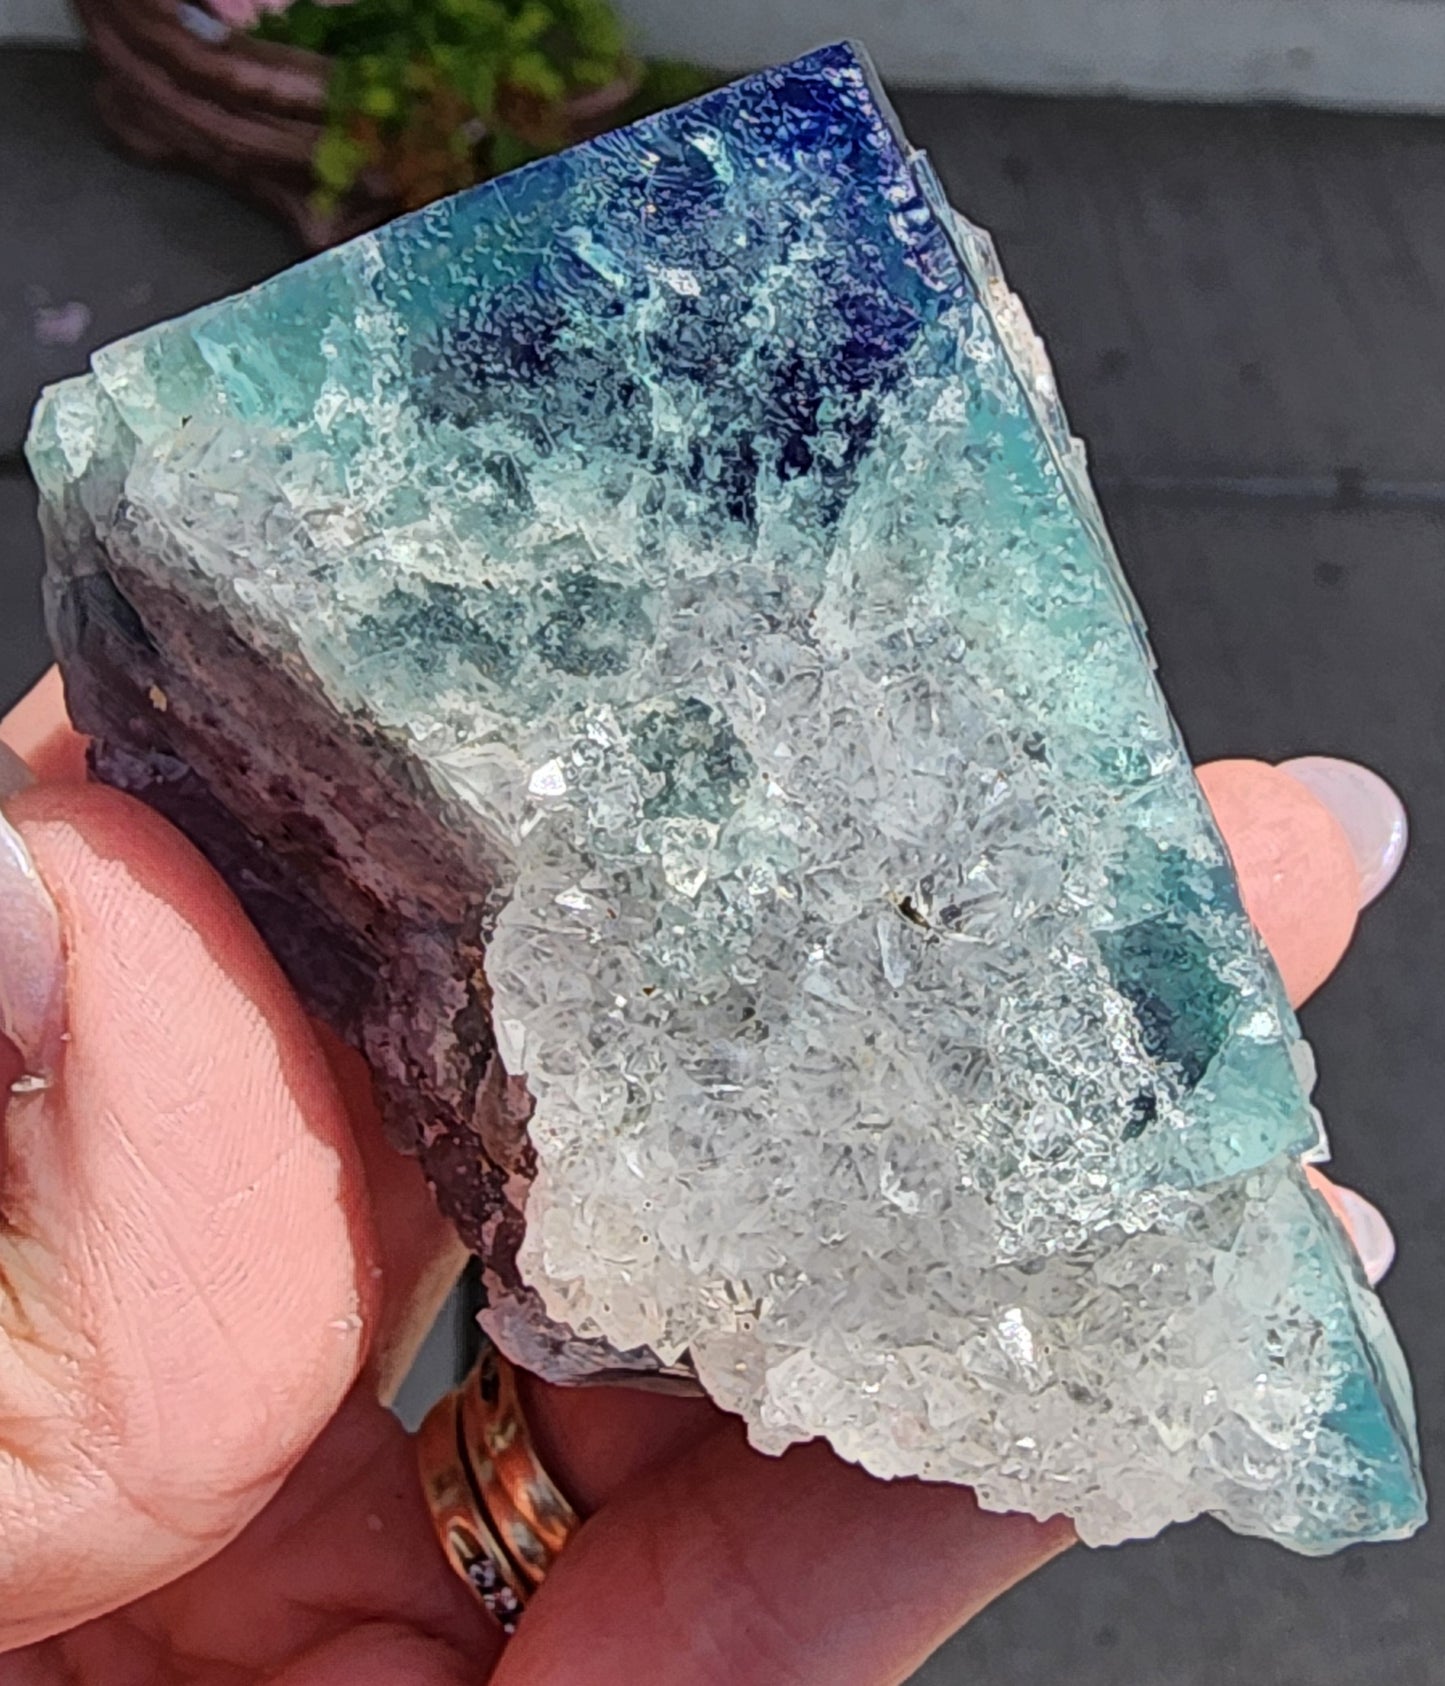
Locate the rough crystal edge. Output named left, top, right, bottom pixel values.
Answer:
left=843, top=37, right=1152, bottom=670
left=921, top=172, right=1334, bottom=1179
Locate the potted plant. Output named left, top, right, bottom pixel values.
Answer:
left=75, top=0, right=710, bottom=249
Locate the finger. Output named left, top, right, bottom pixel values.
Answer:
left=2, top=676, right=466, bottom=1402
left=497, top=1426, right=1072, bottom=1686
left=1308, top=1168, right=1396, bottom=1286
left=147, top=1387, right=498, bottom=1684
left=0, top=783, right=377, bottom=1649
left=1, top=669, right=87, bottom=785
left=260, top=1628, right=476, bottom=1686
left=315, top=1026, right=467, bottom=1403
left=0, top=752, right=64, bottom=1077
left=14, top=1386, right=499, bottom=1683
left=1197, top=758, right=1361, bottom=1004
left=1202, top=758, right=1403, bottom=1287
left=1277, top=756, right=1408, bottom=908
left=521, top=1371, right=721, bottom=1515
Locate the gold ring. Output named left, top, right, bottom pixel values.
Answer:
left=416, top=1337, right=580, bottom=1632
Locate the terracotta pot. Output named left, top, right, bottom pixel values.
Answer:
left=74, top=0, right=640, bottom=250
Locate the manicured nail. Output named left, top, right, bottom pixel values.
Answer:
left=1278, top=756, right=1408, bottom=907
left=0, top=752, right=66, bottom=1086
left=1331, top=1186, right=1397, bottom=1286
left=1306, top=1168, right=1398, bottom=1286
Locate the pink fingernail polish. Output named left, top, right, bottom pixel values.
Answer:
left=1278, top=756, right=1408, bottom=907
left=0, top=767, right=66, bottom=1087
left=1333, top=1187, right=1397, bottom=1287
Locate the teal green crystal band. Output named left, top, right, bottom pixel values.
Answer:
left=27, top=40, right=1424, bottom=1553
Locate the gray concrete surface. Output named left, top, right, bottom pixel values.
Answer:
left=18, top=1, right=1445, bottom=111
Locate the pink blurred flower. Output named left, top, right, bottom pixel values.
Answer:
left=205, top=0, right=288, bottom=26
left=205, top=0, right=353, bottom=28
left=205, top=0, right=281, bottom=25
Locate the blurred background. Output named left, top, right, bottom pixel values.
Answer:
left=1, top=3, right=1441, bottom=1681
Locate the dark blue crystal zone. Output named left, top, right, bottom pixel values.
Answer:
left=394, top=41, right=940, bottom=402
left=199, top=42, right=959, bottom=541
left=397, top=43, right=941, bottom=532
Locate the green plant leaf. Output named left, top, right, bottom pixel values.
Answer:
left=466, top=60, right=499, bottom=116
left=358, top=83, right=400, bottom=119
left=505, top=1, right=554, bottom=49
left=489, top=127, right=543, bottom=174
left=626, top=58, right=717, bottom=118
left=563, top=0, right=625, bottom=61
left=507, top=49, right=567, bottom=102
left=313, top=128, right=370, bottom=194
left=262, top=0, right=648, bottom=205
left=437, top=0, right=507, bottom=47
left=568, top=55, right=612, bottom=88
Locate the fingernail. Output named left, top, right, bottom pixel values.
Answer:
left=0, top=763, right=66, bottom=1085
left=1277, top=756, right=1408, bottom=907
left=1331, top=1186, right=1397, bottom=1286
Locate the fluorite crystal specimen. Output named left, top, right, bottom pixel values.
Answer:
left=28, top=42, right=1424, bottom=1553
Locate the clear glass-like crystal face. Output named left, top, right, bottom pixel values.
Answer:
left=29, top=42, right=1424, bottom=1553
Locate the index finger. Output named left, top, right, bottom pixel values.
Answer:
left=1, top=669, right=87, bottom=785
left=1, top=667, right=465, bottom=1401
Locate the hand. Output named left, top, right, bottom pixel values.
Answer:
left=0, top=668, right=1399, bottom=1684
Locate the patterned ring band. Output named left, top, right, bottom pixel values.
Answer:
left=416, top=1337, right=581, bottom=1633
